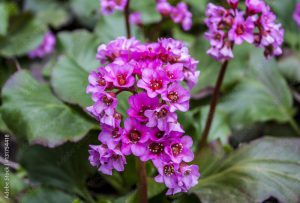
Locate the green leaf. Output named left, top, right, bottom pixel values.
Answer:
left=192, top=137, right=300, bottom=203
left=220, top=51, right=296, bottom=130
left=57, top=30, right=99, bottom=72
left=131, top=0, right=162, bottom=24
left=95, top=13, right=141, bottom=43
left=199, top=106, right=231, bottom=145
left=277, top=54, right=300, bottom=83
left=19, top=135, right=97, bottom=199
left=1, top=70, right=94, bottom=147
left=24, top=0, right=69, bottom=28
left=20, top=187, right=76, bottom=203
left=51, top=30, right=100, bottom=107
left=0, top=3, right=9, bottom=35
left=190, top=37, right=252, bottom=94
left=51, top=56, right=92, bottom=107
left=0, top=13, right=46, bottom=57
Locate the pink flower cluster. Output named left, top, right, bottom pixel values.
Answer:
left=205, top=0, right=284, bottom=61
left=100, top=0, right=127, bottom=15
left=156, top=0, right=192, bottom=31
left=87, top=37, right=200, bottom=195
left=28, top=32, right=56, bottom=59
left=293, top=2, right=300, bottom=27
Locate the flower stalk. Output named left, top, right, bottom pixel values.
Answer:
left=198, top=60, right=229, bottom=150
left=123, top=1, right=148, bottom=202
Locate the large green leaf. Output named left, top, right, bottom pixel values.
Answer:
left=20, top=187, right=76, bottom=203
left=0, top=3, right=9, bottom=36
left=190, top=36, right=252, bottom=94
left=19, top=135, right=97, bottom=200
left=0, top=13, right=46, bottom=57
left=192, top=137, right=300, bottom=203
left=51, top=30, right=100, bottom=107
left=277, top=54, right=300, bottom=83
left=51, top=56, right=92, bottom=107
left=24, top=0, right=69, bottom=28
left=95, top=13, right=141, bottom=43
left=1, top=70, right=94, bottom=147
left=220, top=51, right=296, bottom=130
left=131, top=0, right=162, bottom=24
left=57, top=30, right=99, bottom=72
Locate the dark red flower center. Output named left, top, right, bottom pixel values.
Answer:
left=148, top=142, right=164, bottom=154
left=155, top=131, right=164, bottom=139
left=167, top=91, right=179, bottom=102
left=117, top=74, right=126, bottom=86
left=236, top=24, right=245, bottom=35
left=113, top=112, right=122, bottom=120
left=97, top=77, right=106, bottom=86
left=129, top=129, right=141, bottom=143
left=102, top=96, right=113, bottom=106
left=112, top=127, right=121, bottom=138
left=138, top=105, right=150, bottom=117
left=171, top=143, right=183, bottom=156
left=155, top=108, right=168, bottom=118
left=164, top=165, right=175, bottom=176
left=184, top=170, right=191, bottom=176
left=150, top=79, right=163, bottom=91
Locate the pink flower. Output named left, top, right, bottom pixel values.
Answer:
left=86, top=67, right=109, bottom=95
left=28, top=32, right=56, bottom=58
left=228, top=13, right=255, bottom=45
left=245, top=0, right=267, bottom=14
left=89, top=144, right=126, bottom=175
left=129, top=12, right=142, bottom=26
left=127, top=92, right=160, bottom=122
left=170, top=2, right=192, bottom=31
left=98, top=124, right=123, bottom=149
left=161, top=83, right=190, bottom=112
left=104, top=63, right=135, bottom=88
left=121, top=118, right=150, bottom=156
left=293, top=3, right=300, bottom=27
left=89, top=92, right=117, bottom=115
left=145, top=105, right=184, bottom=133
left=96, top=37, right=140, bottom=64
left=156, top=1, right=172, bottom=16
left=137, top=68, right=169, bottom=98
left=100, top=0, right=128, bottom=15
left=164, top=136, right=194, bottom=163
left=164, top=63, right=184, bottom=82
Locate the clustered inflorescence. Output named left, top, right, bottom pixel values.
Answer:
left=294, top=2, right=300, bottom=27
left=99, top=0, right=192, bottom=31
left=87, top=37, right=200, bottom=195
left=156, top=0, right=192, bottom=31
left=28, top=32, right=56, bottom=59
left=205, top=0, right=284, bottom=61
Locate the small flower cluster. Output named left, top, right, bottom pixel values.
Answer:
left=293, top=2, right=300, bottom=27
left=156, top=0, right=192, bottom=31
left=87, top=37, right=200, bottom=195
left=28, top=32, right=56, bottom=59
left=100, top=0, right=127, bottom=15
left=129, top=12, right=142, bottom=26
left=205, top=0, right=284, bottom=61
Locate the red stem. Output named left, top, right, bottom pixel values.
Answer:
left=198, top=60, right=229, bottom=150
left=123, top=1, right=148, bottom=202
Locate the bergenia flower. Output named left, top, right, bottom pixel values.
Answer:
left=156, top=1, right=193, bottom=31
left=100, top=0, right=127, bottom=15
left=204, top=0, right=284, bottom=61
left=87, top=37, right=200, bottom=195
left=293, top=3, right=300, bottom=27
left=89, top=144, right=126, bottom=175
left=127, top=92, right=160, bottom=122
left=137, top=68, right=169, bottom=98
left=28, top=32, right=56, bottom=58
left=129, top=12, right=142, bottom=26
left=121, top=118, right=150, bottom=156
left=161, top=83, right=190, bottom=112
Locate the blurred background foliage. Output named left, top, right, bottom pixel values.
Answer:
left=0, top=0, right=300, bottom=202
